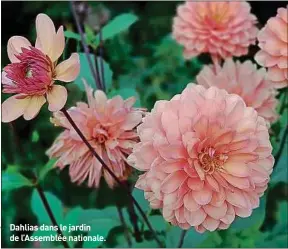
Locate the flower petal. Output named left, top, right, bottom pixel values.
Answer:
left=47, top=85, right=67, bottom=112
left=121, top=112, right=142, bottom=130
left=50, top=26, right=65, bottom=62
left=1, top=95, right=30, bottom=122
left=161, top=170, right=187, bottom=194
left=192, top=187, right=213, bottom=205
left=23, top=95, right=46, bottom=120
left=35, top=13, right=56, bottom=57
left=202, top=217, right=220, bottom=231
left=55, top=53, right=80, bottom=82
left=7, top=36, right=31, bottom=63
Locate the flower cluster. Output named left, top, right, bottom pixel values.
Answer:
left=2, top=1, right=284, bottom=235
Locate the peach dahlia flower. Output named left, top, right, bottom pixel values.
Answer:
left=47, top=82, right=145, bottom=188
left=1, top=14, right=80, bottom=123
left=255, top=7, right=288, bottom=88
left=172, top=1, right=258, bottom=61
left=197, top=59, right=278, bottom=124
left=128, top=84, right=274, bottom=232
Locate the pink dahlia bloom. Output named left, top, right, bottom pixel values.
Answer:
left=47, top=82, right=144, bottom=188
left=172, top=1, right=258, bottom=61
left=128, top=84, right=274, bottom=232
left=255, top=7, right=288, bottom=88
left=1, top=14, right=80, bottom=123
left=197, top=59, right=278, bottom=124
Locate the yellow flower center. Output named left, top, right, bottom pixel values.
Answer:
left=198, top=147, right=228, bottom=174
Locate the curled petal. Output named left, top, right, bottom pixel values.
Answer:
left=47, top=85, right=67, bottom=112
left=35, top=13, right=56, bottom=57
left=7, top=36, right=31, bottom=63
left=50, top=26, right=65, bottom=62
left=2, top=95, right=30, bottom=122
left=55, top=53, right=80, bottom=82
left=23, top=95, right=46, bottom=120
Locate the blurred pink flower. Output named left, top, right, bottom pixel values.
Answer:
left=172, top=1, right=258, bottom=61
left=1, top=13, right=80, bottom=123
left=47, top=82, right=145, bottom=188
left=255, top=7, right=288, bottom=88
left=128, top=84, right=274, bottom=232
left=197, top=59, right=278, bottom=124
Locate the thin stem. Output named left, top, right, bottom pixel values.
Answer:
left=279, top=89, right=287, bottom=115
left=126, top=182, right=142, bottom=242
left=70, top=1, right=102, bottom=90
left=116, top=204, right=132, bottom=247
left=274, top=125, right=288, bottom=169
left=98, top=28, right=106, bottom=93
left=36, top=185, right=70, bottom=248
left=94, top=55, right=104, bottom=90
left=9, top=122, right=24, bottom=157
left=60, top=108, right=163, bottom=247
left=177, top=230, right=187, bottom=248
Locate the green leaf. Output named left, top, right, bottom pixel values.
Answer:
left=80, top=207, right=120, bottom=248
left=74, top=53, right=113, bottom=92
left=2, top=171, right=33, bottom=191
left=131, top=239, right=159, bottom=248
left=32, top=130, right=40, bottom=143
left=230, top=195, right=266, bottom=231
left=166, top=226, right=182, bottom=248
left=64, top=30, right=81, bottom=41
left=182, top=229, right=209, bottom=248
left=31, top=189, right=64, bottom=225
left=38, top=158, right=57, bottom=181
left=132, top=188, right=149, bottom=213
left=82, top=218, right=118, bottom=248
left=64, top=207, right=84, bottom=226
left=146, top=215, right=167, bottom=232
left=108, top=88, right=141, bottom=107
left=166, top=226, right=208, bottom=248
left=78, top=206, right=119, bottom=225
left=94, top=13, right=138, bottom=46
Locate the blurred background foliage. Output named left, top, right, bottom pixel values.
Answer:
left=1, top=1, right=288, bottom=248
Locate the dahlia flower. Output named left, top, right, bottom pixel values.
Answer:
left=1, top=13, right=80, bottom=123
left=172, top=1, right=258, bottom=61
left=255, top=7, right=288, bottom=88
left=128, top=84, right=274, bottom=232
left=47, top=82, right=144, bottom=188
left=197, top=59, right=278, bottom=124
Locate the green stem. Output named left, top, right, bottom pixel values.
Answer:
left=61, top=108, right=163, bottom=247
left=177, top=230, right=187, bottom=248
left=36, top=185, right=69, bottom=248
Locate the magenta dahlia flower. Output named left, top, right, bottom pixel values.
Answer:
left=255, top=7, right=288, bottom=88
left=197, top=59, right=278, bottom=124
left=1, top=14, right=80, bottom=123
left=128, top=84, right=274, bottom=232
left=172, top=1, right=258, bottom=61
left=47, top=82, right=145, bottom=188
